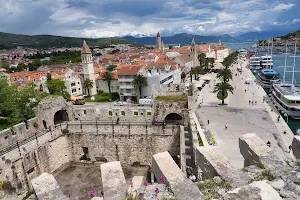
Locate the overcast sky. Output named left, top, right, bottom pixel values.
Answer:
left=0, top=0, right=299, bottom=38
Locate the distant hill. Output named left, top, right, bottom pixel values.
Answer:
left=236, top=30, right=299, bottom=41
left=123, top=33, right=235, bottom=45
left=0, top=32, right=139, bottom=49
left=279, top=30, right=300, bottom=40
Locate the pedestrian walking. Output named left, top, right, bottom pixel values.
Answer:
left=249, top=100, right=251, bottom=105
left=207, top=120, right=210, bottom=125
left=252, top=101, right=254, bottom=105
left=255, top=101, right=257, bottom=105
left=225, top=123, right=228, bottom=130
left=289, top=145, right=292, bottom=153
left=277, top=115, right=280, bottom=122
left=267, top=141, right=271, bottom=147
left=245, top=89, right=246, bottom=93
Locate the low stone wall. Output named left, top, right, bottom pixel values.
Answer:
left=222, top=180, right=282, bottom=200
left=152, top=152, right=202, bottom=200
left=101, top=161, right=127, bottom=200
left=195, top=146, right=250, bottom=188
left=292, top=136, right=300, bottom=159
left=239, top=133, right=287, bottom=175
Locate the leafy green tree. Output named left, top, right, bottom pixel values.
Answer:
left=46, top=73, right=52, bottom=81
left=83, top=79, right=94, bottom=96
left=209, top=58, right=215, bottom=69
left=101, top=71, right=114, bottom=100
left=46, top=79, right=67, bottom=94
left=107, top=65, right=116, bottom=72
left=213, top=82, right=234, bottom=105
left=133, top=74, right=148, bottom=100
left=0, top=78, right=48, bottom=130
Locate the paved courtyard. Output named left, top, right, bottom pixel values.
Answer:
left=194, top=58, right=293, bottom=169
left=196, top=106, right=285, bottom=168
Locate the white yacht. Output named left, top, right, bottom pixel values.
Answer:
left=270, top=40, right=300, bottom=119
left=270, top=84, right=300, bottom=119
left=260, top=55, right=273, bottom=69
left=249, top=56, right=261, bottom=70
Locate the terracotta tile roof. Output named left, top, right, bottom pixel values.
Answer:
left=180, top=55, right=192, bottom=62
left=97, top=71, right=118, bottom=80
left=82, top=40, right=91, bottom=54
left=118, top=65, right=141, bottom=75
left=169, top=47, right=190, bottom=54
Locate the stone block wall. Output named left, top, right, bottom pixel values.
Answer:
left=152, top=83, right=186, bottom=98
left=292, top=136, right=300, bottom=159
left=195, top=146, right=250, bottom=188
left=68, top=123, right=180, bottom=167
left=73, top=106, right=153, bottom=122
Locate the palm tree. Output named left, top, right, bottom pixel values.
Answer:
left=101, top=71, right=114, bottom=100
left=209, top=58, right=215, bottom=69
left=217, top=67, right=233, bottom=83
left=213, top=82, right=234, bottom=105
left=83, top=79, right=94, bottom=96
left=133, top=74, right=148, bottom=100
left=181, top=72, right=186, bottom=83
left=198, top=53, right=206, bottom=71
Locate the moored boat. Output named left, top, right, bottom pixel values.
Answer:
left=258, top=69, right=280, bottom=88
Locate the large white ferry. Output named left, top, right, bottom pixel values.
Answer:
left=270, top=40, right=300, bottom=119
left=270, top=84, right=300, bottom=119
left=258, top=69, right=280, bottom=88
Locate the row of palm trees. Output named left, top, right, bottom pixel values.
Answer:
left=188, top=53, right=215, bottom=82
left=213, top=52, right=239, bottom=105
left=83, top=71, right=148, bottom=101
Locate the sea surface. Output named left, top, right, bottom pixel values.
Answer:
left=225, top=42, right=300, bottom=134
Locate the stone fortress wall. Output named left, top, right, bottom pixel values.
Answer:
left=0, top=84, right=187, bottom=197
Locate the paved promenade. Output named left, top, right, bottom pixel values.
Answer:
left=194, top=58, right=295, bottom=169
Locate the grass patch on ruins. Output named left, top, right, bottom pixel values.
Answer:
left=155, top=95, right=187, bottom=102
left=22, top=191, right=34, bottom=200
left=251, top=169, right=274, bottom=182
left=297, top=160, right=300, bottom=167
left=197, top=131, right=204, bottom=146
left=197, top=179, right=231, bottom=200
left=208, top=130, right=216, bottom=145
left=85, top=94, right=112, bottom=102
left=256, top=161, right=265, bottom=169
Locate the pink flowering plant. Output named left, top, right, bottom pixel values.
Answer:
left=126, top=179, right=143, bottom=200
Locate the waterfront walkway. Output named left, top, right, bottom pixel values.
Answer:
left=194, top=58, right=295, bottom=169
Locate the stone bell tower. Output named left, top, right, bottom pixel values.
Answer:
left=156, top=31, right=162, bottom=49
left=81, top=40, right=97, bottom=96
left=190, top=38, right=197, bottom=68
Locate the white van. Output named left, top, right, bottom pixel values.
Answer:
left=139, top=98, right=152, bottom=106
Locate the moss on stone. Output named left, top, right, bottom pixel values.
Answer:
left=155, top=95, right=187, bottom=102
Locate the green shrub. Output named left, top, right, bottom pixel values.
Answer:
left=22, top=191, right=34, bottom=200
left=111, top=92, right=120, bottom=100
left=134, top=111, right=138, bottom=116
left=121, top=111, right=125, bottom=116
left=108, top=111, right=113, bottom=116
left=197, top=131, right=204, bottom=146
left=147, top=111, right=152, bottom=116
left=155, top=95, right=187, bottom=102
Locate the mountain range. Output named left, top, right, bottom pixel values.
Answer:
left=0, top=29, right=299, bottom=49
left=0, top=32, right=138, bottom=49
left=123, top=33, right=235, bottom=45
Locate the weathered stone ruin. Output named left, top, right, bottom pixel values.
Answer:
left=1, top=83, right=300, bottom=199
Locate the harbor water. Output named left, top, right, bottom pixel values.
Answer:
left=226, top=42, right=300, bottom=134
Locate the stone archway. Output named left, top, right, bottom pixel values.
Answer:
left=164, top=113, right=183, bottom=124
left=54, top=110, right=69, bottom=125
